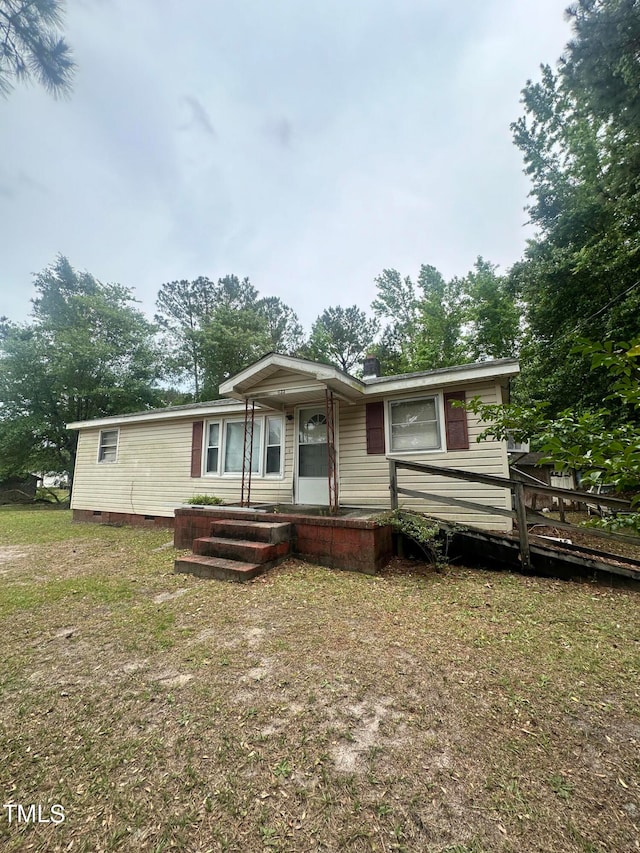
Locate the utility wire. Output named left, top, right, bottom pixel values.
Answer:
left=552, top=279, right=640, bottom=347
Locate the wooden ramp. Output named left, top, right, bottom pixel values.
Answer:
left=442, top=524, right=640, bottom=586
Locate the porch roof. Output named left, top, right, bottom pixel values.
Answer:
left=218, top=352, right=365, bottom=409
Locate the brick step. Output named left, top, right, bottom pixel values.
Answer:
left=174, top=554, right=264, bottom=582
left=209, top=519, right=293, bottom=544
left=194, top=536, right=290, bottom=565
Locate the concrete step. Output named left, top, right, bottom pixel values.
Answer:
left=193, top=536, right=290, bottom=565
left=174, top=554, right=264, bottom=582
left=209, top=519, right=293, bottom=544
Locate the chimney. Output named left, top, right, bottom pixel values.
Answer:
left=363, top=354, right=381, bottom=378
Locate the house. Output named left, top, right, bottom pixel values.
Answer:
left=67, top=352, right=519, bottom=532
left=510, top=452, right=578, bottom=510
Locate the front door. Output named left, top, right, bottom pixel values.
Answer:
left=296, top=406, right=329, bottom=505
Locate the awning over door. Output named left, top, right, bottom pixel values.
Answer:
left=218, top=352, right=365, bottom=409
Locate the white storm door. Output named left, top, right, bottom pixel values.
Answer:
left=296, top=407, right=329, bottom=505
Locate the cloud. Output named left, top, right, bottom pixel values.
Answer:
left=264, top=117, right=293, bottom=149
left=0, top=0, right=573, bottom=329
left=181, top=95, right=217, bottom=139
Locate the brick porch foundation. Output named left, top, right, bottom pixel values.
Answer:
left=175, top=508, right=393, bottom=574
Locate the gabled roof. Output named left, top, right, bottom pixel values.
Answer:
left=362, top=357, right=519, bottom=394
left=219, top=351, right=519, bottom=404
left=67, top=353, right=519, bottom=430
left=218, top=352, right=365, bottom=408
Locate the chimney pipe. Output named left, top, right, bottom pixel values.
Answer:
left=363, top=354, right=381, bottom=378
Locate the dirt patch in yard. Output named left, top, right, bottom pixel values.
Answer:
left=0, top=511, right=638, bottom=852
left=0, top=545, right=31, bottom=572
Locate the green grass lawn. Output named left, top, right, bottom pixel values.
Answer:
left=0, top=508, right=638, bottom=852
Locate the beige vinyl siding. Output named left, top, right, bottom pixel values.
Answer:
left=71, top=414, right=295, bottom=517
left=337, top=382, right=513, bottom=531
left=248, top=369, right=327, bottom=395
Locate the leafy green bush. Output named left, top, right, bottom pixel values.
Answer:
left=186, top=495, right=223, bottom=506
left=461, top=339, right=640, bottom=534
left=375, top=509, right=447, bottom=570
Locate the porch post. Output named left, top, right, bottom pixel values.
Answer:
left=389, top=458, right=398, bottom=510
left=325, top=389, right=338, bottom=512
left=514, top=481, right=531, bottom=571
left=241, top=398, right=255, bottom=507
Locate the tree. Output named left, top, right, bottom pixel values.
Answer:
left=155, top=276, right=303, bottom=399
left=0, top=256, right=162, bottom=485
left=412, top=264, right=467, bottom=369
left=371, top=268, right=420, bottom=374
left=199, top=304, right=271, bottom=399
left=372, top=264, right=470, bottom=374
left=155, top=277, right=217, bottom=399
left=509, top=0, right=640, bottom=413
left=307, top=305, right=379, bottom=374
left=462, top=258, right=521, bottom=361
left=0, top=0, right=75, bottom=98
left=563, top=0, right=640, bottom=134
left=255, top=296, right=304, bottom=355
left=462, top=338, right=640, bottom=531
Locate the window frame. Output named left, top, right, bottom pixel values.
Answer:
left=204, top=420, right=221, bottom=475
left=265, top=415, right=283, bottom=477
left=221, top=417, right=263, bottom=477
left=97, top=428, right=119, bottom=464
left=386, top=394, right=443, bottom=454
left=203, top=415, right=284, bottom=478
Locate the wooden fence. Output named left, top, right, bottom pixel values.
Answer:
left=387, top=457, right=634, bottom=572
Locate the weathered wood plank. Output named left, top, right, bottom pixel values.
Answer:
left=396, top=487, right=514, bottom=519
left=388, top=456, right=631, bottom=509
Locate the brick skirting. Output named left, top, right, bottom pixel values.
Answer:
left=72, top=509, right=174, bottom=529
left=73, top=507, right=393, bottom=574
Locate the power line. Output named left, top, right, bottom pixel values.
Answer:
left=554, top=279, right=640, bottom=347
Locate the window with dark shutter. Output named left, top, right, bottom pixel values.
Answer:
left=443, top=391, right=469, bottom=451
left=191, top=421, right=204, bottom=477
left=366, top=401, right=385, bottom=454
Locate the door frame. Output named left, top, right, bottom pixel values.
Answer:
left=294, top=402, right=339, bottom=505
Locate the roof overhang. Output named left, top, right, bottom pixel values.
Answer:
left=66, top=401, right=248, bottom=431
left=67, top=357, right=520, bottom=431
left=218, top=352, right=366, bottom=407
left=361, top=358, right=519, bottom=395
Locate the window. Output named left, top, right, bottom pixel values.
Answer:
left=266, top=417, right=282, bottom=475
left=98, top=429, right=118, bottom=463
left=224, top=420, right=261, bottom=474
left=205, top=422, right=220, bottom=473
left=389, top=397, right=440, bottom=452
left=203, top=416, right=283, bottom=477
left=298, top=410, right=328, bottom=477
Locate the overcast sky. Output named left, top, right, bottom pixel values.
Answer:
left=1, top=0, right=572, bottom=330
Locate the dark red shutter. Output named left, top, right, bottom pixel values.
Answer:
left=366, top=401, right=385, bottom=454
left=191, top=421, right=204, bottom=477
left=444, top=391, right=469, bottom=450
